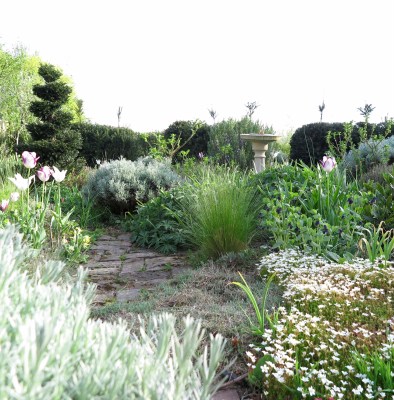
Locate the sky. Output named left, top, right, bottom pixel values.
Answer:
left=1, top=0, right=393, bottom=135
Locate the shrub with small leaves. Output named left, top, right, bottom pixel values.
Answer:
left=82, top=156, right=180, bottom=213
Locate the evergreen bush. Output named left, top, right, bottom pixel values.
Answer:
left=75, top=123, right=149, bottom=166
left=82, top=156, right=180, bottom=213
left=23, top=63, right=82, bottom=169
left=0, top=224, right=226, bottom=399
left=289, top=122, right=345, bottom=165
left=163, top=120, right=210, bottom=160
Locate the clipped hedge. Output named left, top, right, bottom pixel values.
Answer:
left=289, top=122, right=345, bottom=165
left=75, top=123, right=149, bottom=166
left=0, top=224, right=226, bottom=399
left=289, top=121, right=394, bottom=166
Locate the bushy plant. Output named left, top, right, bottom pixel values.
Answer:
left=289, top=122, right=345, bottom=165
left=362, top=170, right=394, bottom=230
left=207, top=117, right=271, bottom=169
left=256, top=163, right=365, bottom=259
left=75, top=123, right=149, bottom=166
left=124, top=188, right=187, bottom=254
left=342, top=134, right=394, bottom=176
left=178, top=165, right=260, bottom=260
left=0, top=224, right=226, bottom=399
left=22, top=63, right=82, bottom=169
left=82, top=156, right=180, bottom=213
left=163, top=120, right=210, bottom=160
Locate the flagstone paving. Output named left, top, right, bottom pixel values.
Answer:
left=85, top=229, right=242, bottom=400
left=86, top=229, right=189, bottom=305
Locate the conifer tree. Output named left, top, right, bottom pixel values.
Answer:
left=25, top=63, right=82, bottom=168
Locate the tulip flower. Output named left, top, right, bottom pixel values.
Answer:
left=0, top=199, right=9, bottom=212
left=320, top=156, right=336, bottom=172
left=22, top=151, right=39, bottom=169
left=9, top=173, right=34, bottom=190
left=51, top=166, right=67, bottom=182
left=37, top=166, right=52, bottom=182
left=10, top=192, right=20, bottom=202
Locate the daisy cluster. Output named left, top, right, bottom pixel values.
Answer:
left=247, top=248, right=394, bottom=399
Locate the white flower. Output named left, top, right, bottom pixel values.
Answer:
left=8, top=173, right=34, bottom=190
left=10, top=192, right=20, bottom=202
left=51, top=166, right=67, bottom=182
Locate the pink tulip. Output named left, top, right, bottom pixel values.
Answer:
left=37, top=166, right=52, bottom=182
left=22, top=151, right=39, bottom=169
left=0, top=199, right=9, bottom=212
left=320, top=156, right=336, bottom=172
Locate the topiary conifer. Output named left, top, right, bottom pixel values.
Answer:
left=24, top=63, right=82, bottom=168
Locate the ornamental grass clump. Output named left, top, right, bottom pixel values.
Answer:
left=246, top=248, right=394, bottom=399
left=0, top=224, right=226, bottom=399
left=179, top=165, right=259, bottom=260
left=82, top=156, right=180, bottom=213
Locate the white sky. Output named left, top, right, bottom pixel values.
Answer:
left=1, top=0, right=393, bottom=134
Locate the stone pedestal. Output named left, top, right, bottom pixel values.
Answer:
left=240, top=133, right=281, bottom=172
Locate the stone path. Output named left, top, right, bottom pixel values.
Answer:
left=85, top=229, right=243, bottom=400
left=86, top=229, right=190, bottom=305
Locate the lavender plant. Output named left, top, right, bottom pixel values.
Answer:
left=0, top=224, right=227, bottom=399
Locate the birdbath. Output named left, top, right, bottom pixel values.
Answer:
left=240, top=133, right=281, bottom=172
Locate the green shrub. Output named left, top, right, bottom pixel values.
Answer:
left=289, top=122, right=345, bottom=166
left=75, top=123, right=149, bottom=166
left=82, top=156, right=180, bottom=213
left=207, top=117, right=271, bottom=169
left=22, top=63, right=82, bottom=169
left=342, top=135, right=394, bottom=176
left=290, top=121, right=394, bottom=166
left=178, top=165, right=260, bottom=260
left=256, top=164, right=365, bottom=259
left=362, top=170, right=394, bottom=230
left=163, top=120, right=210, bottom=160
left=124, top=188, right=187, bottom=254
left=359, top=163, right=394, bottom=185
left=0, top=224, right=226, bottom=399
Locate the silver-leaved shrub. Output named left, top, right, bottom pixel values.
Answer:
left=342, top=135, right=394, bottom=176
left=0, top=224, right=226, bottom=399
left=82, top=156, right=180, bottom=213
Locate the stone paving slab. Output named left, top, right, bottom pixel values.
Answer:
left=117, top=288, right=141, bottom=302
left=212, top=389, right=240, bottom=400
left=87, top=229, right=190, bottom=305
